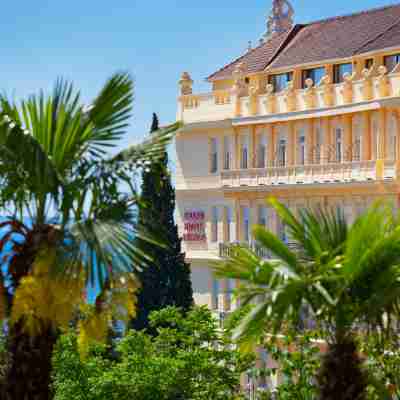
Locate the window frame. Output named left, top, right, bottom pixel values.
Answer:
left=333, top=63, right=353, bottom=84
left=384, top=54, right=400, bottom=73
left=301, top=67, right=326, bottom=88
left=268, top=72, right=293, bottom=93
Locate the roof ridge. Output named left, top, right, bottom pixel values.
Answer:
left=304, top=2, right=400, bottom=27
left=354, top=16, right=400, bottom=54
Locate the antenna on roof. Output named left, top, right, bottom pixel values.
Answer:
left=262, top=0, right=294, bottom=42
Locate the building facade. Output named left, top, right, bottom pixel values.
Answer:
left=175, top=2, right=400, bottom=325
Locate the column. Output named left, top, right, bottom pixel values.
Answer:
left=234, top=128, right=240, bottom=169
left=249, top=200, right=257, bottom=243
left=378, top=108, right=387, bottom=160
left=321, top=117, right=330, bottom=164
left=235, top=200, right=241, bottom=243
left=362, top=112, right=371, bottom=161
left=342, top=114, right=352, bottom=162
left=308, top=120, right=315, bottom=164
left=268, top=125, right=275, bottom=167
left=288, top=122, right=295, bottom=166
left=376, top=109, right=387, bottom=179
left=250, top=126, right=256, bottom=168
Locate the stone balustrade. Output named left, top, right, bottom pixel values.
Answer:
left=178, top=69, right=400, bottom=124
left=220, top=160, right=396, bottom=188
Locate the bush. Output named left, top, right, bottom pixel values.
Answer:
left=52, top=306, right=254, bottom=400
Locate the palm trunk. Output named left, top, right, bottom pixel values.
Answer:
left=2, top=227, right=59, bottom=399
left=3, top=322, right=57, bottom=400
left=317, top=335, right=368, bottom=400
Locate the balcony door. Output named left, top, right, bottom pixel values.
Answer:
left=241, top=206, right=251, bottom=243
left=223, top=136, right=233, bottom=170
left=277, top=137, right=287, bottom=167
left=240, top=135, right=249, bottom=170
left=257, top=134, right=268, bottom=168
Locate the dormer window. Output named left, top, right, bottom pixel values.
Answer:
left=384, top=54, right=400, bottom=73
left=268, top=72, right=293, bottom=93
left=333, top=63, right=353, bottom=84
left=301, top=67, right=325, bottom=88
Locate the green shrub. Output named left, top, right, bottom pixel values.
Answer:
left=52, top=306, right=254, bottom=400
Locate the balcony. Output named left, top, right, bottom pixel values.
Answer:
left=221, top=160, right=396, bottom=189
left=219, top=242, right=301, bottom=260
left=219, top=242, right=271, bottom=259
left=178, top=68, right=400, bottom=125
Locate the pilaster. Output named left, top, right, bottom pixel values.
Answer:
left=288, top=122, right=295, bottom=165
left=342, top=114, right=352, bottom=161
left=362, top=112, right=371, bottom=161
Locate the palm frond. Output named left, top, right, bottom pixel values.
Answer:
left=0, top=107, right=61, bottom=204
left=112, top=121, right=181, bottom=165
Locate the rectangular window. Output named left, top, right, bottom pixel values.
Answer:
left=240, top=135, right=249, bottom=170
left=278, top=138, right=287, bottom=167
left=258, top=206, right=268, bottom=228
left=315, top=126, right=323, bottom=164
left=301, top=67, right=326, bottom=88
left=298, top=135, right=306, bottom=165
left=268, top=72, right=293, bottom=93
left=211, top=207, right=219, bottom=243
left=257, top=135, right=267, bottom=168
left=384, top=54, right=400, bottom=73
left=333, top=63, right=353, bottom=84
left=335, top=128, right=342, bottom=162
left=225, top=206, right=234, bottom=243
left=242, top=206, right=250, bottom=243
left=223, top=136, right=232, bottom=170
left=210, top=138, right=218, bottom=173
left=212, top=279, right=219, bottom=310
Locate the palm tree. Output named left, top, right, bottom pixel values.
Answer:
left=0, top=73, right=180, bottom=399
left=214, top=198, right=400, bottom=400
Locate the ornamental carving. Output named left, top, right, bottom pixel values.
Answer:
left=303, top=78, right=315, bottom=109
left=377, top=66, right=389, bottom=98
left=284, top=81, right=296, bottom=112
left=320, top=75, right=334, bottom=107
left=232, top=62, right=248, bottom=97
left=263, top=84, right=276, bottom=114
left=179, top=72, right=193, bottom=96
left=361, top=68, right=373, bottom=101
left=341, top=72, right=356, bottom=104
left=264, top=0, right=294, bottom=41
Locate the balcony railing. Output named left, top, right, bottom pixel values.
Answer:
left=219, top=242, right=301, bottom=260
left=219, top=242, right=271, bottom=259
left=179, top=69, right=400, bottom=124
left=221, top=160, right=396, bottom=188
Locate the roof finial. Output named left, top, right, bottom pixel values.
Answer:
left=263, top=0, right=294, bottom=42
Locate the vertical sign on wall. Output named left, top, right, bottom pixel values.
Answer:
left=183, top=210, right=206, bottom=242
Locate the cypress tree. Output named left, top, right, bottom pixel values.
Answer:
left=132, top=113, right=193, bottom=331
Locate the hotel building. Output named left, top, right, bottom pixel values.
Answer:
left=175, top=1, right=400, bottom=320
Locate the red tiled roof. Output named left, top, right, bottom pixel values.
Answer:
left=356, top=19, right=400, bottom=54
left=208, top=4, right=400, bottom=80
left=270, top=4, right=400, bottom=69
left=206, top=29, right=296, bottom=81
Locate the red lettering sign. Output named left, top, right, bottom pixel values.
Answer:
left=183, top=210, right=206, bottom=242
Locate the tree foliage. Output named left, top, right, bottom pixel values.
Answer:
left=133, top=113, right=193, bottom=331
left=52, top=306, right=254, bottom=400
left=214, top=199, right=400, bottom=400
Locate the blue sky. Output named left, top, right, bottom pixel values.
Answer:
left=2, top=0, right=397, bottom=164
